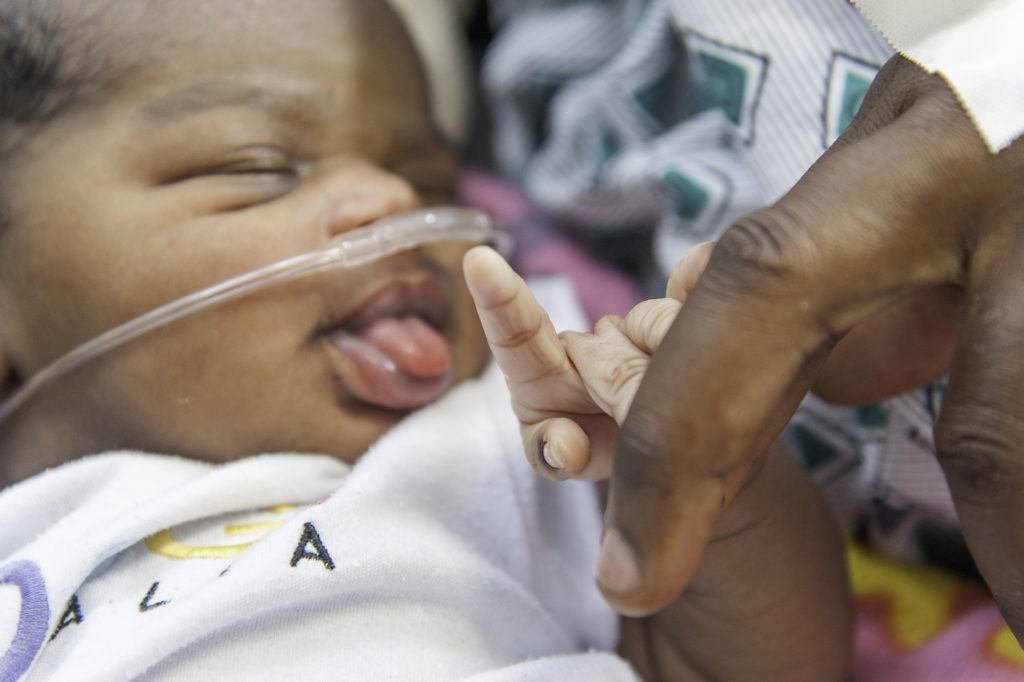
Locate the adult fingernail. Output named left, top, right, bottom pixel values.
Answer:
left=542, top=441, right=564, bottom=470
left=596, top=528, right=642, bottom=595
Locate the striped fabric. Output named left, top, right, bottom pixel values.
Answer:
left=485, top=0, right=892, bottom=273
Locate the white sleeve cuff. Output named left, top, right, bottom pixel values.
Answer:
left=854, top=0, right=1024, bottom=152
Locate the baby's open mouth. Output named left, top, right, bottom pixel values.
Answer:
left=321, top=276, right=453, bottom=411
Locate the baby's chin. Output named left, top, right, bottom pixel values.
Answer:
left=244, top=381, right=464, bottom=465
left=324, top=359, right=491, bottom=462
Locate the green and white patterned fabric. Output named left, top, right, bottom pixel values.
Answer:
left=784, top=383, right=972, bottom=574
left=484, top=0, right=892, bottom=273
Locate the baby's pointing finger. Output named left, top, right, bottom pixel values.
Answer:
left=463, top=246, right=576, bottom=386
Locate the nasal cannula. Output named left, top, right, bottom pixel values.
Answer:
left=0, top=207, right=498, bottom=425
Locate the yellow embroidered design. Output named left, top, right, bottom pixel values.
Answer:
left=145, top=505, right=297, bottom=560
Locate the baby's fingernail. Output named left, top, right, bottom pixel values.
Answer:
left=596, top=528, right=642, bottom=595
left=463, top=247, right=515, bottom=307
left=542, top=441, right=564, bottom=470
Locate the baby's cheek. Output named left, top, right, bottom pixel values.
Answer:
left=436, top=243, right=491, bottom=380
left=451, top=287, right=490, bottom=380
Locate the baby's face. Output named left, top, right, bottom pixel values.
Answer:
left=0, top=0, right=489, bottom=469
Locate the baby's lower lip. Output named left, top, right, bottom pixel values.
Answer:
left=321, top=317, right=454, bottom=411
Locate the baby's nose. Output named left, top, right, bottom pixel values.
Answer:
left=321, top=161, right=422, bottom=238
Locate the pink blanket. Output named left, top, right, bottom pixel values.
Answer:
left=851, top=543, right=1024, bottom=681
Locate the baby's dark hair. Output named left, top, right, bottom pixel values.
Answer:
left=0, top=1, right=99, bottom=153
left=0, top=1, right=110, bottom=228
left=1, top=8, right=62, bottom=126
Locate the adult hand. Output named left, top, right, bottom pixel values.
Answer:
left=600, top=53, right=1024, bottom=643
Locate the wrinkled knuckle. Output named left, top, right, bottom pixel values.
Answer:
left=626, top=300, right=676, bottom=348
left=495, top=313, right=547, bottom=349
left=642, top=298, right=680, bottom=324
left=604, top=355, right=646, bottom=396
left=936, top=403, right=1024, bottom=507
left=627, top=300, right=660, bottom=325
left=706, top=209, right=804, bottom=297
left=709, top=210, right=842, bottom=347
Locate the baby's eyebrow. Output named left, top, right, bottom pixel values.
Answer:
left=141, top=78, right=321, bottom=126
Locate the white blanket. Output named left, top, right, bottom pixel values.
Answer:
left=855, top=0, right=1024, bottom=152
left=0, top=279, right=637, bottom=681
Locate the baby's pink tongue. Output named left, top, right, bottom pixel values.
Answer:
left=358, top=316, right=451, bottom=378
left=326, top=316, right=453, bottom=411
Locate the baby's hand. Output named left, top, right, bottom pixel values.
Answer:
left=462, top=244, right=713, bottom=481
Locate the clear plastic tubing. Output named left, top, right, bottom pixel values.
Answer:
left=0, top=206, right=495, bottom=425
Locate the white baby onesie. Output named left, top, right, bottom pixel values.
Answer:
left=0, top=280, right=637, bottom=682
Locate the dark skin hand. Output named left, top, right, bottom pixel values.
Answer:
left=600, top=53, right=1024, bottom=644
left=463, top=246, right=852, bottom=680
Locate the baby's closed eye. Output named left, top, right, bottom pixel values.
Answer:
left=152, top=143, right=302, bottom=213
left=203, top=145, right=300, bottom=178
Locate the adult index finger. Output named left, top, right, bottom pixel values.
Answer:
left=597, top=65, right=991, bottom=616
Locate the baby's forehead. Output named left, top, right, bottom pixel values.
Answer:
left=61, top=0, right=418, bottom=97
left=0, top=0, right=435, bottom=183
left=63, top=1, right=426, bottom=138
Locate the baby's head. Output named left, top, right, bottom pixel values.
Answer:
left=0, top=0, right=489, bottom=484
